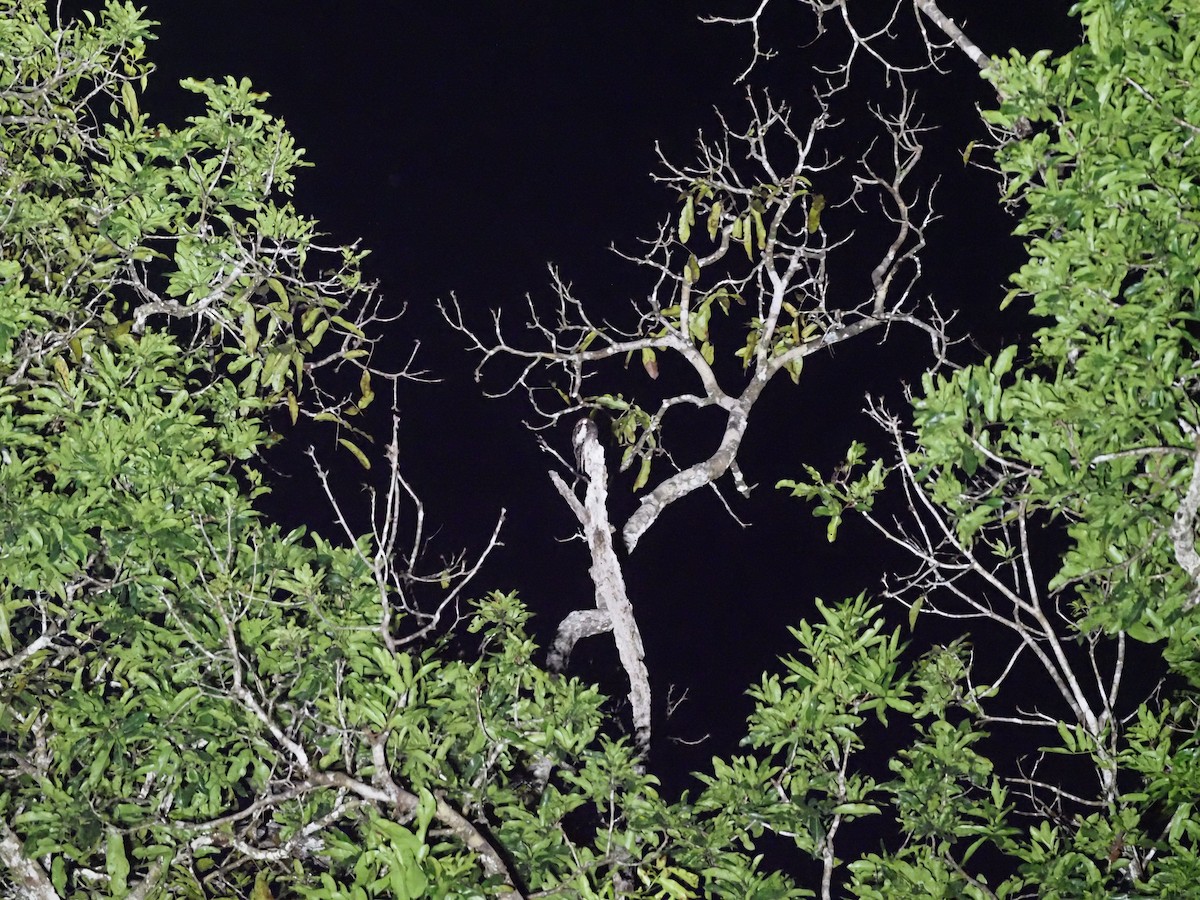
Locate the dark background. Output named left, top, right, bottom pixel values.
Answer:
left=104, top=0, right=1080, bottom=871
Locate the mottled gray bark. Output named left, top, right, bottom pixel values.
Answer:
left=549, top=419, right=652, bottom=751
left=0, top=820, right=60, bottom=900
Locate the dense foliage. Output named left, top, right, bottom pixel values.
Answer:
left=3, top=0, right=1200, bottom=898
left=788, top=0, right=1200, bottom=892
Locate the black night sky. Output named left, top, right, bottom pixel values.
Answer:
left=112, top=0, right=1082, bottom=834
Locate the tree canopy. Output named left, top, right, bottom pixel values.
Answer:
left=3, top=0, right=1200, bottom=898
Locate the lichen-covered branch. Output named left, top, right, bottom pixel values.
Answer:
left=549, top=418, right=652, bottom=750
left=1171, top=436, right=1200, bottom=611
left=0, top=819, right=60, bottom=900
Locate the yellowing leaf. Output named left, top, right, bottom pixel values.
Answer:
left=786, top=355, right=803, bottom=384
left=678, top=195, right=694, bottom=243
left=339, top=438, right=371, bottom=469
left=807, top=194, right=825, bottom=234
left=53, top=355, right=71, bottom=386
left=286, top=391, right=299, bottom=425
left=331, top=315, right=366, bottom=339
left=706, top=200, right=722, bottom=240
left=242, top=307, right=259, bottom=355
left=751, top=207, right=767, bottom=250
left=251, top=871, right=274, bottom=900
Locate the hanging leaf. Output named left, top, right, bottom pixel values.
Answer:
left=807, top=194, right=826, bottom=234
left=120, top=80, right=138, bottom=120
left=785, top=355, right=803, bottom=384
left=633, top=455, right=652, bottom=491
left=751, top=207, right=767, bottom=250
left=358, top=367, right=375, bottom=408
left=706, top=200, right=722, bottom=240
left=242, top=306, right=259, bottom=354
left=53, top=355, right=71, bottom=387
left=641, top=347, right=659, bottom=380
left=251, top=872, right=274, bottom=900
left=908, top=595, right=925, bottom=630
left=689, top=303, right=711, bottom=341
left=678, top=195, right=694, bottom=243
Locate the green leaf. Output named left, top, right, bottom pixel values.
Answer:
left=831, top=802, right=879, bottom=816
left=266, top=277, right=288, bottom=305
left=633, top=455, right=652, bottom=491
left=992, top=344, right=1017, bottom=378
left=331, top=314, right=366, bottom=339
left=908, top=595, right=924, bottom=631
left=121, top=80, right=139, bottom=120
left=107, top=829, right=130, bottom=895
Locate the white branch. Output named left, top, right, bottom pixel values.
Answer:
left=550, top=419, right=652, bottom=751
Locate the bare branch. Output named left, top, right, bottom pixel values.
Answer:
left=449, top=89, right=949, bottom=554
left=548, top=418, right=652, bottom=751
left=705, top=0, right=994, bottom=82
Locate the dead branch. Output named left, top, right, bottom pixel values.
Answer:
left=446, top=87, right=948, bottom=554
left=704, top=0, right=993, bottom=83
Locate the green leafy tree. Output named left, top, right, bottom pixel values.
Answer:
left=450, top=0, right=1200, bottom=895
left=781, top=0, right=1200, bottom=893
left=8, top=0, right=1200, bottom=898
left=0, top=3, right=819, bottom=898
